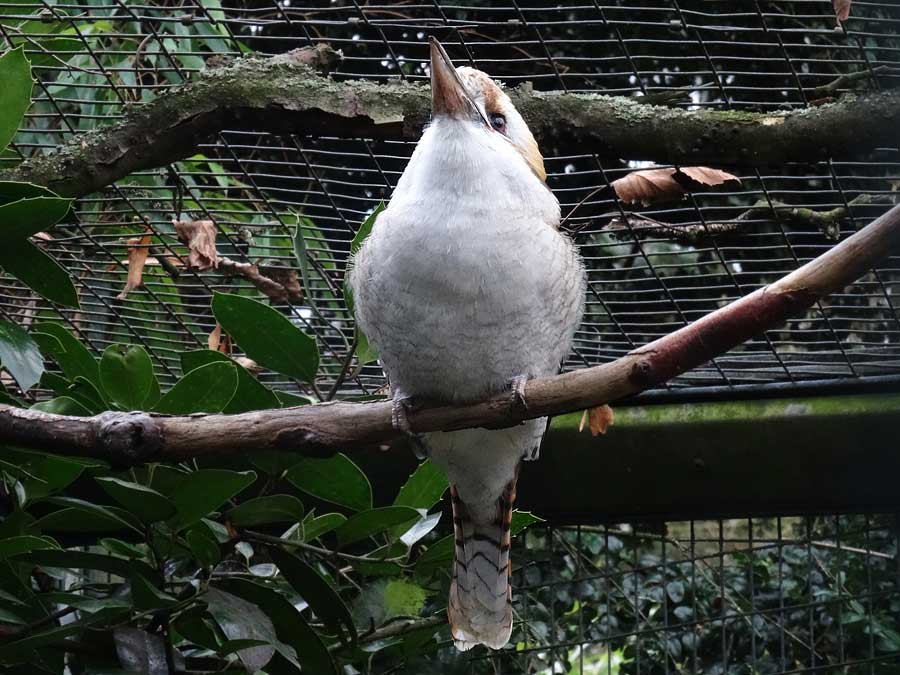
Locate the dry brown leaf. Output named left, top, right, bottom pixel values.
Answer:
left=261, top=265, right=303, bottom=303
left=834, top=0, right=851, bottom=22
left=116, top=231, right=152, bottom=300
left=675, top=166, right=740, bottom=188
left=578, top=404, right=615, bottom=436
left=233, top=356, right=262, bottom=374
left=174, top=219, right=219, bottom=271
left=612, top=168, right=682, bottom=206
left=208, top=323, right=232, bottom=354
left=612, top=167, right=740, bottom=206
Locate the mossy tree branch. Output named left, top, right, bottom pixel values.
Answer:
left=1, top=46, right=898, bottom=198
left=0, top=202, right=898, bottom=467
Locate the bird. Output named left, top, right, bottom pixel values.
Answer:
left=348, top=38, right=585, bottom=651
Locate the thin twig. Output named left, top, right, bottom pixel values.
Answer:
left=325, top=334, right=358, bottom=402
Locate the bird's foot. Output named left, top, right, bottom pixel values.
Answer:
left=508, top=375, right=529, bottom=414
left=391, top=394, right=428, bottom=459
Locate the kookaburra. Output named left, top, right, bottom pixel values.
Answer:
left=349, top=38, right=585, bottom=650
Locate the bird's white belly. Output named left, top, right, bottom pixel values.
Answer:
left=359, top=215, right=581, bottom=403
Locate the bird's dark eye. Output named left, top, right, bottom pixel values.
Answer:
left=489, top=113, right=506, bottom=131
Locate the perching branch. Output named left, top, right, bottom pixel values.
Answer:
left=0, top=202, right=898, bottom=467
left=1, top=46, right=898, bottom=198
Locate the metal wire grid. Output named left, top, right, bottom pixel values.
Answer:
left=1, top=1, right=899, bottom=400
left=463, top=515, right=900, bottom=675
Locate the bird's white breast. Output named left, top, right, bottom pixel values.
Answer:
left=351, top=118, right=584, bottom=403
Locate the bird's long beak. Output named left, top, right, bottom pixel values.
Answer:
left=430, top=38, right=486, bottom=124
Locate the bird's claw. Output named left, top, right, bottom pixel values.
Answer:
left=509, top=375, right=529, bottom=413
left=391, top=396, right=415, bottom=435
left=392, top=396, right=428, bottom=459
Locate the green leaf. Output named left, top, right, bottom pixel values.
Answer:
left=0, top=319, right=42, bottom=391
left=350, top=202, right=384, bottom=256
left=99, top=344, right=158, bottom=410
left=185, top=523, right=221, bottom=568
left=216, top=578, right=337, bottom=675
left=95, top=477, right=175, bottom=523
left=170, top=469, right=256, bottom=530
left=180, top=349, right=279, bottom=413
left=382, top=579, right=429, bottom=620
left=301, top=512, right=346, bottom=542
left=29, top=396, right=90, bottom=416
left=510, top=510, right=543, bottom=535
left=0, top=46, right=31, bottom=151
left=112, top=626, right=169, bottom=675
left=32, top=322, right=99, bottom=388
left=0, top=535, right=58, bottom=560
left=268, top=546, right=357, bottom=642
left=99, top=538, right=147, bottom=559
left=212, top=292, right=319, bottom=383
left=0, top=181, right=57, bottom=206
left=354, top=327, right=378, bottom=366
left=14, top=454, right=84, bottom=500
left=227, top=495, right=304, bottom=527
left=414, top=534, right=453, bottom=573
left=154, top=361, right=238, bottom=414
left=335, top=506, right=420, bottom=547
left=39, top=592, right=130, bottom=614
left=42, top=497, right=142, bottom=534
left=34, top=507, right=127, bottom=534
left=275, top=390, right=315, bottom=407
left=17, top=549, right=158, bottom=582
left=292, top=217, right=312, bottom=310
left=130, top=573, right=177, bottom=611
left=344, top=202, right=385, bottom=313
left=393, top=460, right=448, bottom=511
left=286, top=453, right=371, bottom=512
left=0, top=196, right=72, bottom=244
left=0, top=240, right=78, bottom=307
left=205, top=589, right=275, bottom=672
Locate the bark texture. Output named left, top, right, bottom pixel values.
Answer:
left=1, top=202, right=898, bottom=467
left=1, top=46, right=897, bottom=198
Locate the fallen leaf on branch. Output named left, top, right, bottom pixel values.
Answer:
left=579, top=404, right=615, bottom=436
left=174, top=219, right=219, bottom=271
left=834, top=0, right=851, bottom=22
left=221, top=259, right=303, bottom=303
left=261, top=265, right=303, bottom=303
left=116, top=231, right=152, bottom=300
left=612, top=167, right=740, bottom=205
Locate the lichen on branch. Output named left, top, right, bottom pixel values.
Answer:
left=1, top=45, right=897, bottom=198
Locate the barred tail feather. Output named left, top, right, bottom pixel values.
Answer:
left=448, top=477, right=517, bottom=651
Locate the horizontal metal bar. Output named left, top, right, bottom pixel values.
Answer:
left=359, top=391, right=900, bottom=523
left=622, top=373, right=900, bottom=405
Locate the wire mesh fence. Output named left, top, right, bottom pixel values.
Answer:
left=1, top=2, right=900, bottom=672
left=1, top=0, right=899, bottom=401
left=466, top=516, right=900, bottom=675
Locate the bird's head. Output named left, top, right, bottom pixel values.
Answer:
left=429, top=37, right=546, bottom=182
